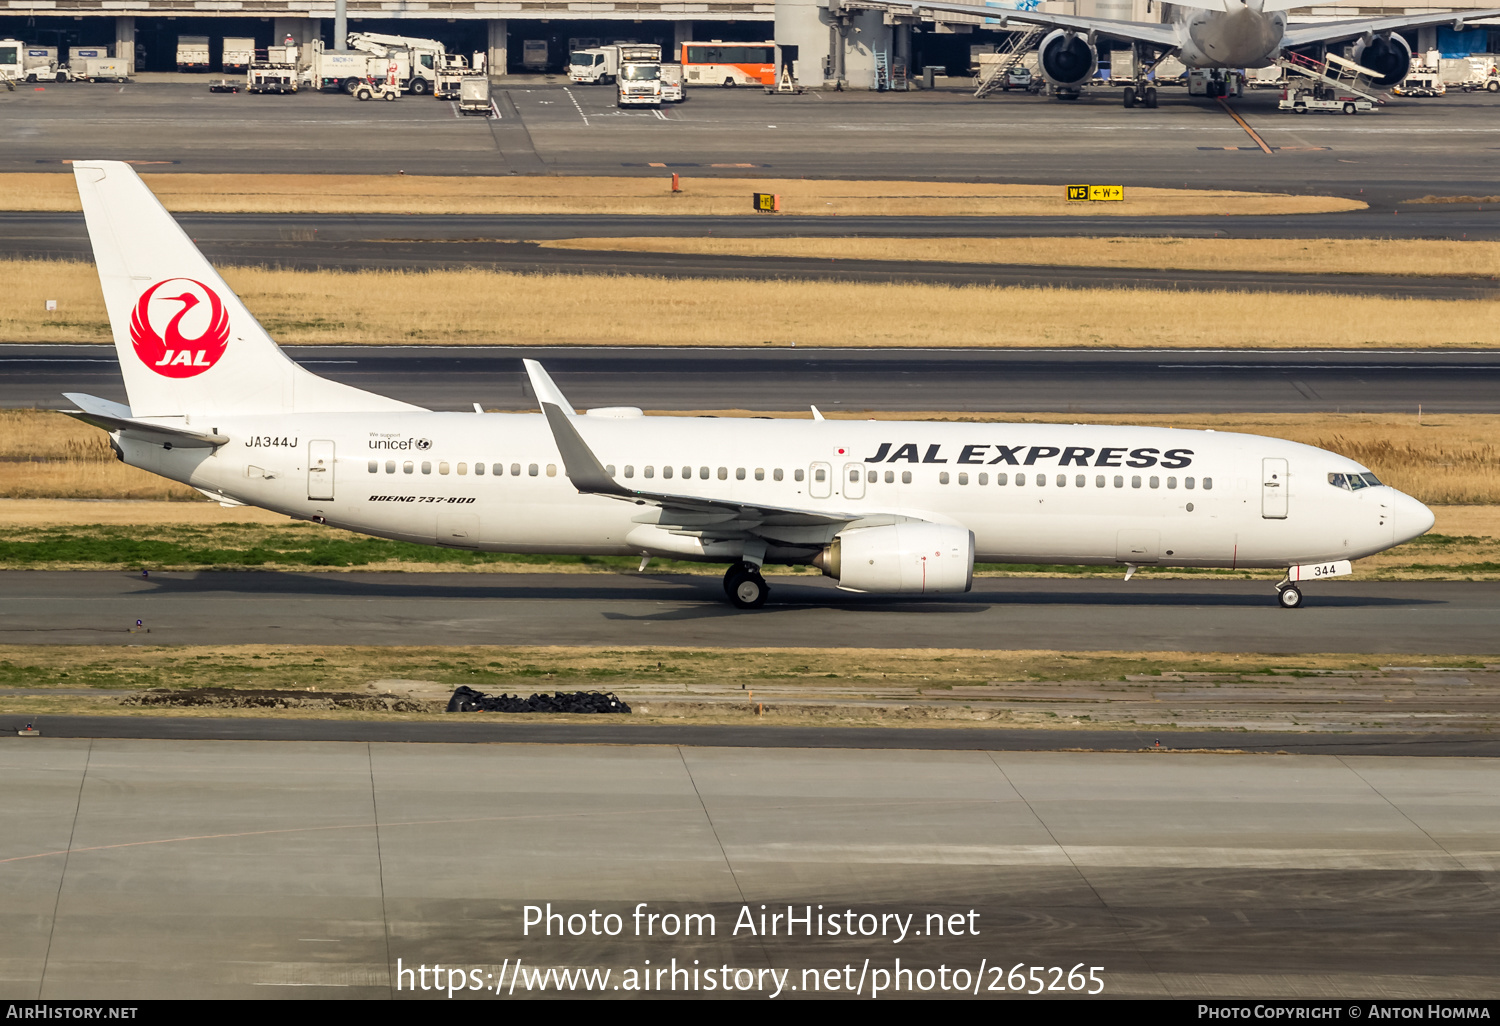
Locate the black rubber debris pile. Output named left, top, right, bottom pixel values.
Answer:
left=447, top=686, right=631, bottom=714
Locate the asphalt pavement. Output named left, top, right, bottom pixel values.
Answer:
left=3, top=571, right=1497, bottom=654
left=7, top=343, right=1498, bottom=414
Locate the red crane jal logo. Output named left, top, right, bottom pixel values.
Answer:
left=129, top=278, right=231, bottom=378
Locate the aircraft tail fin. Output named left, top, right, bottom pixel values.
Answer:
left=72, top=160, right=422, bottom=418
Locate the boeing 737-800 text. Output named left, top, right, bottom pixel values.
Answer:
left=63, top=161, right=1433, bottom=609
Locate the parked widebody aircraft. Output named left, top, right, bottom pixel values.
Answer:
left=912, top=0, right=1500, bottom=101
left=65, top=161, right=1432, bottom=608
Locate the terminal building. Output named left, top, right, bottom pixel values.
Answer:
left=2, top=0, right=1497, bottom=82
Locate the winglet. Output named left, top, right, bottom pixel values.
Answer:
left=524, top=359, right=575, bottom=414
left=540, top=404, right=631, bottom=497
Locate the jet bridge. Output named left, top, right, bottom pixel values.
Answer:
left=1276, top=51, right=1388, bottom=104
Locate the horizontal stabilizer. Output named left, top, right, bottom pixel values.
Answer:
left=62, top=392, right=228, bottom=448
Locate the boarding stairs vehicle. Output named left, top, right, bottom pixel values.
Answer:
left=1275, top=51, right=1386, bottom=104
left=434, top=53, right=473, bottom=100
left=975, top=27, right=1043, bottom=97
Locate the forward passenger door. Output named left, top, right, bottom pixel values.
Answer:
left=1262, top=458, right=1288, bottom=519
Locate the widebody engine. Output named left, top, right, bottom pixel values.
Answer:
left=1038, top=29, right=1097, bottom=88
left=1351, top=33, right=1412, bottom=88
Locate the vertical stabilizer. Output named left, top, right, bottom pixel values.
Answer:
left=72, top=160, right=422, bottom=417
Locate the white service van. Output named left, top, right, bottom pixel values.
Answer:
left=569, top=46, right=619, bottom=83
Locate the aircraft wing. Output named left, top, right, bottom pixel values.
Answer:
left=526, top=360, right=918, bottom=543
left=1281, top=8, right=1500, bottom=49
left=900, top=1, right=1181, bottom=47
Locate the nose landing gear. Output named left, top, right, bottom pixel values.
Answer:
left=1276, top=582, right=1304, bottom=608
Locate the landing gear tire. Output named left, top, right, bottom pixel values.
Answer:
left=1277, top=585, right=1304, bottom=609
left=1123, top=86, right=1136, bottom=107
left=723, top=563, right=769, bottom=609
left=1144, top=86, right=1158, bottom=108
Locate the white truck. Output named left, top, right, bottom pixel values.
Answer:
left=301, top=40, right=388, bottom=93
left=569, top=46, right=619, bottom=84
left=247, top=60, right=298, bottom=93
left=345, top=31, right=442, bottom=95
left=222, top=37, right=255, bottom=72
left=434, top=53, right=474, bottom=100
left=660, top=62, right=684, bottom=102
left=0, top=40, right=20, bottom=86
left=616, top=59, right=663, bottom=107
left=176, top=36, right=210, bottom=72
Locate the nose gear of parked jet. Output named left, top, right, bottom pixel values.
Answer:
left=723, top=561, right=770, bottom=609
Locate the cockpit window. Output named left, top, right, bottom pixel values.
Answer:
left=1328, top=471, right=1382, bottom=491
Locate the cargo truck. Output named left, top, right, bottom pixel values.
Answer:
left=300, top=40, right=391, bottom=93
left=617, top=58, right=663, bottom=107
left=222, top=37, right=255, bottom=72
left=176, top=36, right=210, bottom=72
left=569, top=46, right=619, bottom=83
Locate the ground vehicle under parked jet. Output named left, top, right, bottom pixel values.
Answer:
left=65, top=161, right=1433, bottom=609
left=911, top=0, right=1500, bottom=101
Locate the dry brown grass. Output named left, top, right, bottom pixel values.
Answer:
left=1, top=173, right=1364, bottom=217
left=5, top=259, right=1499, bottom=349
left=544, top=236, right=1500, bottom=279
left=0, top=409, right=198, bottom=500
left=1405, top=194, right=1500, bottom=205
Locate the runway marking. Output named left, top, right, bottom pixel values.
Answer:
left=1217, top=99, right=1272, bottom=154
left=563, top=87, right=589, bottom=127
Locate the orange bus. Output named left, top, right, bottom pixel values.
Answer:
left=679, top=41, right=775, bottom=87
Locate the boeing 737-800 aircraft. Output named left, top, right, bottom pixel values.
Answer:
left=64, top=161, right=1433, bottom=609
left=909, top=0, right=1500, bottom=102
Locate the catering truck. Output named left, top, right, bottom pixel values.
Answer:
left=345, top=31, right=442, bottom=94
left=176, top=36, right=210, bottom=72
left=221, top=37, right=255, bottom=72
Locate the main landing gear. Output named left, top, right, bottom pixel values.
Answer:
left=1122, top=84, right=1158, bottom=108
left=723, top=561, right=769, bottom=609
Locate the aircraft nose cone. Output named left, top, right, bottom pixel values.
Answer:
left=1391, top=491, right=1435, bottom=545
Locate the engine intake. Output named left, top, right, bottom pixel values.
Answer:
left=1351, top=33, right=1411, bottom=89
left=1039, top=29, right=1097, bottom=88
left=814, top=523, right=974, bottom=594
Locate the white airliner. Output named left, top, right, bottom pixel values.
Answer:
left=64, top=160, right=1433, bottom=609
left=912, top=0, right=1500, bottom=102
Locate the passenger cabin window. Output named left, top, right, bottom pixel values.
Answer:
left=814, top=468, right=826, bottom=483
left=422, top=461, right=432, bottom=475
left=368, top=460, right=378, bottom=473
left=1036, top=474, right=1046, bottom=487
left=849, top=468, right=860, bottom=483
left=457, top=463, right=467, bottom=476
left=606, top=465, right=616, bottom=476
left=1149, top=475, right=1159, bottom=489
left=528, top=464, right=538, bottom=477
left=794, top=469, right=804, bottom=482
left=1131, top=475, right=1142, bottom=488
left=866, top=470, right=876, bottom=484
left=663, top=466, right=674, bottom=479
left=509, top=464, right=519, bottom=476
left=1016, top=473, right=1026, bottom=486
left=755, top=468, right=765, bottom=481
left=996, top=473, right=1008, bottom=486
left=1166, top=476, right=1176, bottom=489
left=901, top=471, right=912, bottom=484
left=547, top=465, right=557, bottom=477
left=736, top=468, right=745, bottom=481
left=774, top=469, right=784, bottom=481
left=718, top=467, right=728, bottom=480
left=1075, top=475, right=1085, bottom=488
left=1204, top=477, right=1214, bottom=490
left=386, top=461, right=396, bottom=474
left=404, top=461, right=414, bottom=474
left=887, top=471, right=896, bottom=484
left=1096, top=475, right=1105, bottom=487
left=475, top=463, right=485, bottom=476
left=939, top=472, right=950, bottom=484
left=1114, top=475, right=1124, bottom=488
left=700, top=467, right=710, bottom=480
left=439, top=462, right=450, bottom=475
left=645, top=466, right=655, bottom=479
left=1056, top=474, right=1065, bottom=487
left=623, top=466, right=634, bottom=479
left=1185, top=477, right=1195, bottom=489
left=958, top=473, right=968, bottom=485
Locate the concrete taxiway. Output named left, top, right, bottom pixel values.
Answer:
left=7, top=345, right=1498, bottom=414
left=3, top=571, right=1498, bottom=654
left=3, top=737, right=1497, bottom=998
left=5, top=81, right=1500, bottom=195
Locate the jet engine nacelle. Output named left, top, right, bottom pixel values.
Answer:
left=814, top=522, right=974, bottom=594
left=1351, top=33, right=1412, bottom=88
left=1038, top=29, right=1097, bottom=88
